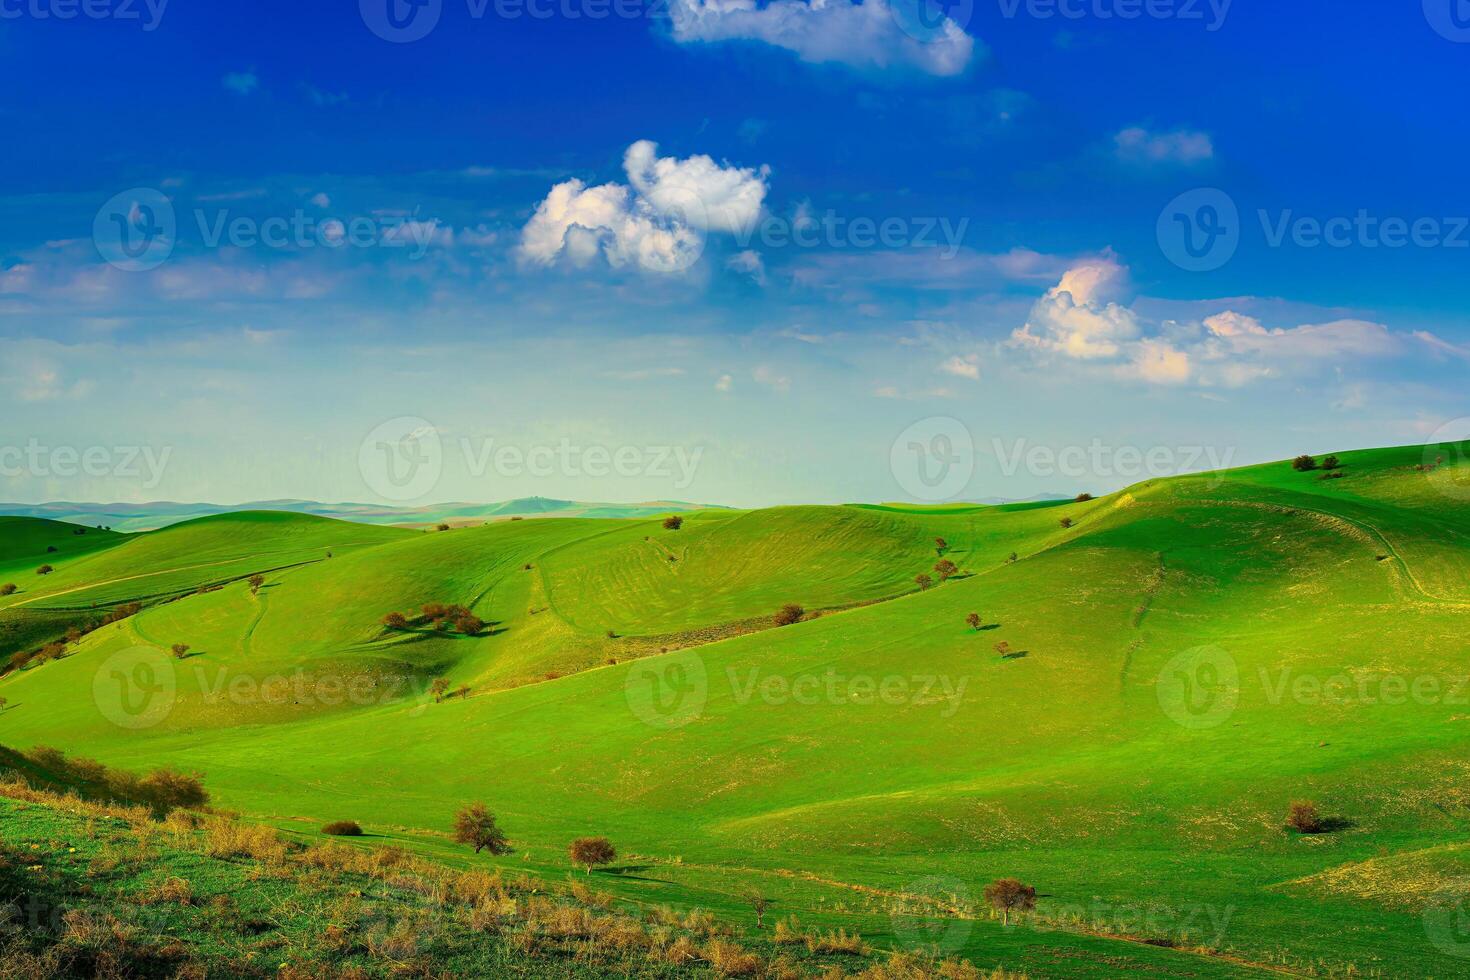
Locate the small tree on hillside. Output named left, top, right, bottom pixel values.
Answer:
left=170, top=643, right=190, bottom=660
left=430, top=678, right=451, bottom=702
left=934, top=537, right=948, bottom=556
left=915, top=573, right=933, bottom=591
left=383, top=612, right=409, bottom=630
left=0, top=583, right=16, bottom=596
left=934, top=559, right=958, bottom=582
left=436, top=523, right=450, bottom=532
left=248, top=574, right=265, bottom=595
left=966, top=612, right=982, bottom=631
left=36, top=565, right=52, bottom=576
left=983, top=878, right=1036, bottom=927
left=773, top=603, right=805, bottom=626
left=454, top=802, right=511, bottom=855
left=455, top=614, right=484, bottom=635
left=1006, top=552, right=1018, bottom=564
left=994, top=641, right=1012, bottom=657
left=742, top=888, right=773, bottom=929
left=1059, top=517, right=1074, bottom=529
left=1320, top=455, right=1341, bottom=471
left=1287, top=800, right=1324, bottom=834
left=569, top=837, right=617, bottom=875
left=0, top=697, right=8, bottom=711
left=137, top=769, right=209, bottom=817
left=1292, top=455, right=1318, bottom=472
left=1075, top=492, right=1093, bottom=502
left=422, top=603, right=448, bottom=622
left=663, top=515, right=684, bottom=530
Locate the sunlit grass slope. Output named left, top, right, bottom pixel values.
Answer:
left=2, top=442, right=1469, bottom=977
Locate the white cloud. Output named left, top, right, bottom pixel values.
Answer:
left=310, top=192, right=331, bottom=208
left=667, top=0, right=977, bottom=77
left=715, top=373, right=734, bottom=392
left=1113, top=127, right=1214, bottom=166
left=1011, top=256, right=1140, bottom=360
left=939, top=353, right=980, bottom=380
left=726, top=249, right=766, bottom=284
left=753, top=365, right=791, bottom=392
left=519, top=141, right=769, bottom=275
left=1011, top=259, right=1426, bottom=388
left=222, top=71, right=259, bottom=96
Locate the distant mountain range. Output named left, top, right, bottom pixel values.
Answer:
left=0, top=498, right=730, bottom=533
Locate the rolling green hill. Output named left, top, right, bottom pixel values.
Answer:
left=3, top=442, right=1469, bottom=977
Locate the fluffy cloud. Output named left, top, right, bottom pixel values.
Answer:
left=1011, top=258, right=1444, bottom=388
left=1113, top=127, right=1214, bottom=166
left=1011, top=255, right=1140, bottom=360
left=939, top=353, right=980, bottom=379
left=520, top=141, right=769, bottom=274
left=667, top=0, right=976, bottom=77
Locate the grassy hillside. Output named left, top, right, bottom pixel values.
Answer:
left=2, top=442, right=1469, bottom=977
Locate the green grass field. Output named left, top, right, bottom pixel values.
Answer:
left=4, top=443, right=1470, bottom=977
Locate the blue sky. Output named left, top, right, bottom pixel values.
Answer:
left=1, top=0, right=1468, bottom=507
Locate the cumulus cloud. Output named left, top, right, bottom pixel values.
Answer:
left=519, top=140, right=769, bottom=275
left=1113, top=126, right=1214, bottom=166
left=667, top=0, right=977, bottom=77
left=1011, top=258, right=1436, bottom=388
left=726, top=249, right=766, bottom=284
left=1011, top=255, right=1140, bottom=360
left=939, top=353, right=980, bottom=379
left=222, top=71, right=259, bottom=96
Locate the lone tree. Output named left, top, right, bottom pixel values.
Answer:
left=1075, top=492, right=1093, bottom=502
left=742, top=888, right=773, bottom=929
left=773, top=603, right=805, bottom=627
left=0, top=583, right=16, bottom=596
left=983, top=878, right=1037, bottom=926
left=454, top=802, right=511, bottom=855
left=934, top=537, right=948, bottom=556
left=1006, top=552, right=1018, bottom=564
left=436, top=523, right=450, bottom=532
left=430, top=678, right=451, bottom=702
left=248, top=574, right=265, bottom=595
left=994, top=641, right=1012, bottom=657
left=1320, top=455, right=1341, bottom=471
left=915, top=573, right=933, bottom=591
left=170, top=643, right=190, bottom=660
left=1292, top=454, right=1318, bottom=472
left=934, top=558, right=958, bottom=582
left=36, top=565, right=53, bottom=576
left=569, top=837, right=617, bottom=875
left=1287, top=800, right=1324, bottom=835
left=966, top=612, right=982, bottom=631
left=1058, top=517, right=1074, bottom=529
left=663, top=515, right=684, bottom=531
left=383, top=612, right=409, bottom=630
